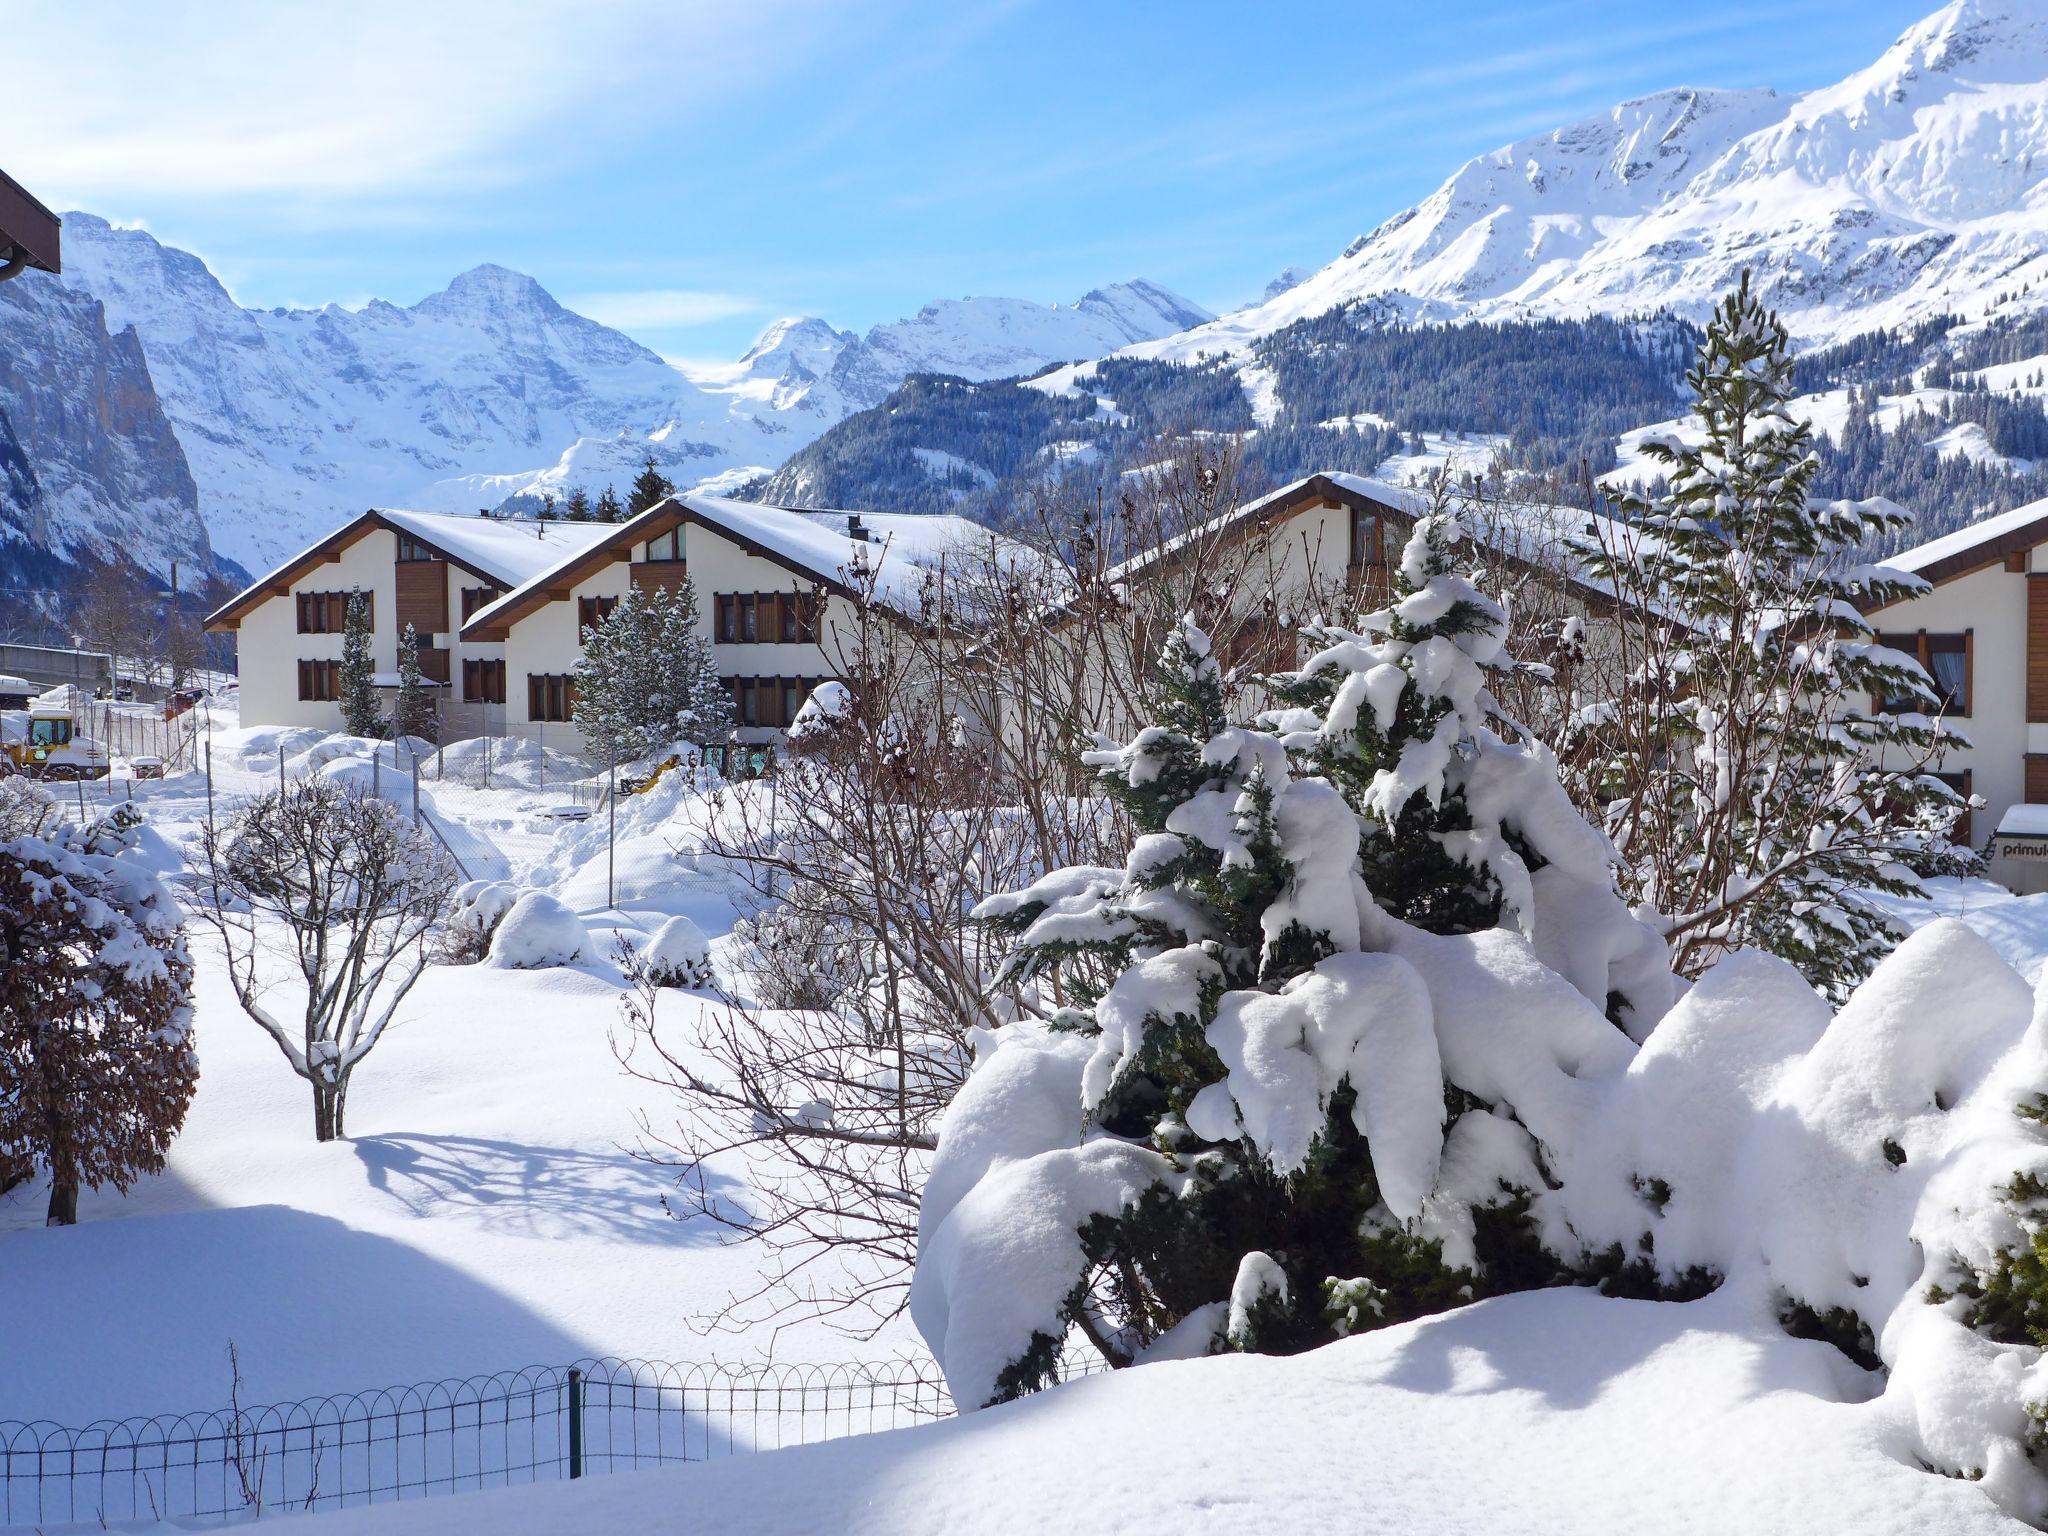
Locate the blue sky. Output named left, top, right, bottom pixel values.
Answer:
left=13, top=0, right=1939, bottom=363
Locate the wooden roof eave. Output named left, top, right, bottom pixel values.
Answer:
left=203, top=511, right=525, bottom=632
left=455, top=497, right=881, bottom=644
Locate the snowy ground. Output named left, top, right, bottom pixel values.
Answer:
left=270, top=1286, right=2026, bottom=1536
left=0, top=712, right=915, bottom=1429
left=11, top=712, right=2048, bottom=1533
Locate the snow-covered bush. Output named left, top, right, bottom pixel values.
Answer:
left=923, top=550, right=1677, bottom=1406
left=0, top=814, right=198, bottom=1223
left=0, top=775, right=58, bottom=838
left=913, top=591, right=2048, bottom=1520
left=639, top=914, right=713, bottom=990
left=487, top=891, right=589, bottom=970
left=442, top=879, right=519, bottom=965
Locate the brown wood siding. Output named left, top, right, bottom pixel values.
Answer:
left=0, top=169, right=62, bottom=274
left=631, top=560, right=687, bottom=599
left=2029, top=755, right=2048, bottom=806
left=2031, top=577, right=2048, bottom=723
left=396, top=559, right=450, bottom=635
left=419, top=647, right=450, bottom=685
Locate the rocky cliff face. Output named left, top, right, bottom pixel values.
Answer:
left=0, top=270, right=209, bottom=583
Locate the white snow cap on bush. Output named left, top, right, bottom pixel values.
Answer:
left=640, top=914, right=713, bottom=989
left=486, top=891, right=589, bottom=970
left=450, top=880, right=518, bottom=939
left=910, top=1024, right=1171, bottom=1409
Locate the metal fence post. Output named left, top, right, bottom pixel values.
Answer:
left=278, top=744, right=286, bottom=795
left=567, top=1367, right=585, bottom=1480
left=607, top=749, right=616, bottom=912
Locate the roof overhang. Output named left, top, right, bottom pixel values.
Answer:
left=204, top=511, right=527, bottom=632
left=0, top=170, right=60, bottom=274
left=1865, top=512, right=2048, bottom=610
left=458, top=496, right=863, bottom=643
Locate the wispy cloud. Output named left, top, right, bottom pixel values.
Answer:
left=567, top=289, right=761, bottom=331
left=6, top=1, right=851, bottom=214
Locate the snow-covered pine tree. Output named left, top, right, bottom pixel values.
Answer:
left=944, top=595, right=1672, bottom=1404
left=0, top=811, right=198, bottom=1224
left=1270, top=494, right=1515, bottom=936
left=662, top=575, right=735, bottom=748
left=339, top=588, right=380, bottom=738
left=628, top=455, right=675, bottom=517
left=1578, top=272, right=1969, bottom=997
left=576, top=578, right=732, bottom=764
left=393, top=623, right=438, bottom=744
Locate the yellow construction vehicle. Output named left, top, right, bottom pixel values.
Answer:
left=2, top=696, right=110, bottom=780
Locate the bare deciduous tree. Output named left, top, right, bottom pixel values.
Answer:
left=196, top=778, right=456, bottom=1140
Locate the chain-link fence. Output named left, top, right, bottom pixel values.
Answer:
left=0, top=1357, right=957, bottom=1528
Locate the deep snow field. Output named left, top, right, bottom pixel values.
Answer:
left=271, top=1288, right=2023, bottom=1536
left=9, top=707, right=2048, bottom=1534
left=0, top=711, right=918, bottom=1429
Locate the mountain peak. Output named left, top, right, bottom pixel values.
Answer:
left=1880, top=0, right=2048, bottom=78
left=737, top=315, right=854, bottom=380
left=417, top=263, right=561, bottom=316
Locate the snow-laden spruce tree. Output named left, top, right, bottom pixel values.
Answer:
left=0, top=806, right=198, bottom=1224
left=920, top=515, right=1674, bottom=1405
left=1577, top=273, right=1967, bottom=998
left=339, top=589, right=381, bottom=738
left=576, top=579, right=732, bottom=765
left=392, top=623, right=438, bottom=744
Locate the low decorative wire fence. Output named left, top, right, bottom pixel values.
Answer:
left=0, top=1357, right=954, bottom=1528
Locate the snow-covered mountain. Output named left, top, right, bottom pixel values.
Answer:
left=820, top=281, right=1213, bottom=408
left=0, top=267, right=207, bottom=584
left=27, top=215, right=1208, bottom=575
left=1131, top=0, right=2048, bottom=361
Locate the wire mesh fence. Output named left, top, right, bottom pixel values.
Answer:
left=0, top=1357, right=956, bottom=1528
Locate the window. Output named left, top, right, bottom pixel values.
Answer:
left=528, top=672, right=574, bottom=722
left=1875, top=630, right=1970, bottom=716
left=721, top=676, right=826, bottom=729
left=463, top=657, right=506, bottom=704
left=28, top=717, right=71, bottom=747
left=460, top=586, right=501, bottom=622
left=644, top=527, right=684, bottom=562
left=296, top=591, right=369, bottom=634
left=716, top=591, right=817, bottom=645
left=1351, top=507, right=1384, bottom=568
left=396, top=535, right=437, bottom=563
left=297, top=659, right=342, bottom=702
left=578, top=595, right=618, bottom=635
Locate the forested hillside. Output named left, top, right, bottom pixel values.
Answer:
left=757, top=302, right=2048, bottom=552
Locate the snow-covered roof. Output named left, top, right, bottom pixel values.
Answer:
left=1879, top=495, right=2048, bottom=580
left=204, top=507, right=615, bottom=630
left=462, top=493, right=1049, bottom=641
left=1092, top=471, right=1654, bottom=621
left=376, top=508, right=615, bottom=588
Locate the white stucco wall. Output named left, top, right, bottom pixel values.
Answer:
left=233, top=527, right=515, bottom=737
left=1865, top=551, right=2031, bottom=851
left=496, top=522, right=857, bottom=753
left=235, top=530, right=401, bottom=730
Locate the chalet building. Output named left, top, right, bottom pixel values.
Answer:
left=206, top=495, right=1023, bottom=753
left=1859, top=496, right=2048, bottom=884
left=1019, top=471, right=1629, bottom=745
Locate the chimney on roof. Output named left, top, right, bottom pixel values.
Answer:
left=847, top=513, right=869, bottom=543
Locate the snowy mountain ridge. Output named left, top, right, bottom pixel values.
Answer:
left=1124, top=0, right=2048, bottom=365
left=16, top=215, right=1207, bottom=576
